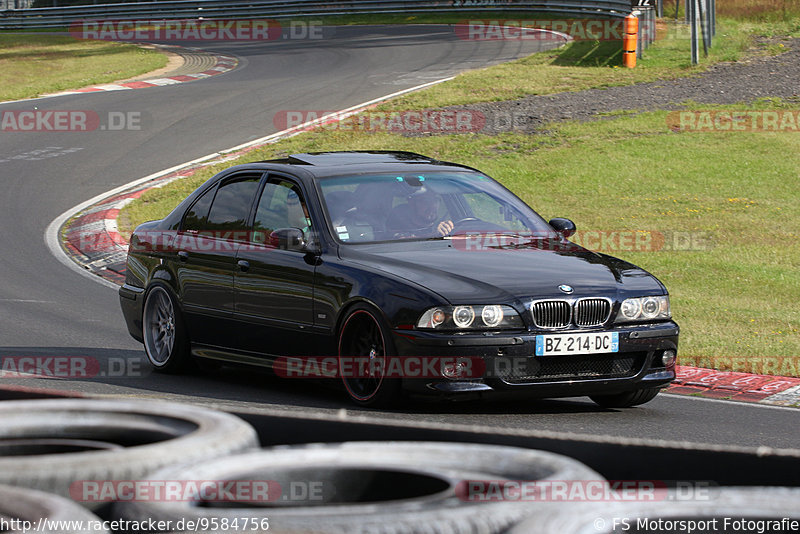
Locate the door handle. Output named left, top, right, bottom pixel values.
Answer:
left=237, top=260, right=250, bottom=272
left=177, top=251, right=189, bottom=262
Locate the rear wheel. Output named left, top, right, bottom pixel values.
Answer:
left=142, top=284, right=190, bottom=373
left=338, top=305, right=400, bottom=407
left=590, top=387, right=660, bottom=408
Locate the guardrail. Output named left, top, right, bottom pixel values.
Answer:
left=0, top=0, right=637, bottom=29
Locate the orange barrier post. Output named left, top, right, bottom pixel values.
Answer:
left=623, top=14, right=638, bottom=68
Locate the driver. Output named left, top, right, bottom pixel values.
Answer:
left=407, top=188, right=453, bottom=237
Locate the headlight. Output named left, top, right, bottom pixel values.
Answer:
left=481, top=305, right=504, bottom=328
left=620, top=298, right=641, bottom=320
left=452, top=306, right=475, bottom=328
left=417, top=305, right=523, bottom=330
left=616, top=296, right=670, bottom=323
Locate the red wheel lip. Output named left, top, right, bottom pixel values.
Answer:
left=338, top=309, right=387, bottom=402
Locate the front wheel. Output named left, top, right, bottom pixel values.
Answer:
left=142, top=284, right=191, bottom=373
left=590, top=387, right=660, bottom=408
left=338, top=305, right=400, bottom=407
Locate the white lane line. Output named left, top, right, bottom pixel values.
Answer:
left=661, top=392, right=800, bottom=411
left=0, top=299, right=56, bottom=303
left=44, top=76, right=455, bottom=291
left=221, top=77, right=454, bottom=154
left=44, top=152, right=224, bottom=291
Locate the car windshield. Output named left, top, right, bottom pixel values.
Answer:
left=318, top=172, right=556, bottom=243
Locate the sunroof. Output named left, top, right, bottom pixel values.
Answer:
left=288, top=151, right=435, bottom=166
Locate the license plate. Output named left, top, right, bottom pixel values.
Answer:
left=535, top=332, right=619, bottom=356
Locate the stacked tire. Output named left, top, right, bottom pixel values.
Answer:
left=3, top=398, right=798, bottom=534
left=0, top=399, right=604, bottom=533
left=115, top=441, right=605, bottom=533
left=0, top=399, right=259, bottom=509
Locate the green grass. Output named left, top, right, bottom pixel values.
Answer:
left=716, top=0, right=800, bottom=19
left=0, top=34, right=167, bottom=102
left=661, top=0, right=800, bottom=20
left=380, top=17, right=789, bottom=110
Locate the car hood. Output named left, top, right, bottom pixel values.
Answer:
left=342, top=240, right=665, bottom=306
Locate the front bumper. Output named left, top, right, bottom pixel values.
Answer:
left=392, top=321, right=679, bottom=398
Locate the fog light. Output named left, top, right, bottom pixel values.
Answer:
left=442, top=360, right=467, bottom=379
left=662, top=350, right=676, bottom=367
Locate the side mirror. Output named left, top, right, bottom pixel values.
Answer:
left=549, top=218, right=576, bottom=238
left=269, top=228, right=307, bottom=251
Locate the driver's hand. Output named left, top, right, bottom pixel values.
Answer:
left=437, top=220, right=454, bottom=236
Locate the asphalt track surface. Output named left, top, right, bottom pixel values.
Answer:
left=0, top=26, right=798, bottom=455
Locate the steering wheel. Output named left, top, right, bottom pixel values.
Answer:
left=451, top=217, right=481, bottom=232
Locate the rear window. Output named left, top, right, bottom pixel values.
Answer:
left=204, top=177, right=260, bottom=231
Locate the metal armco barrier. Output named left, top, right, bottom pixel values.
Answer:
left=1, top=0, right=637, bottom=29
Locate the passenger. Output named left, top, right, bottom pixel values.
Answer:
left=338, top=182, right=395, bottom=240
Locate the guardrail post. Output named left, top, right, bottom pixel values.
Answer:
left=711, top=0, right=716, bottom=36
left=690, top=0, right=699, bottom=64
left=624, top=13, right=638, bottom=68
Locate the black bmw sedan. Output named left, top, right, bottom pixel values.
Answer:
left=119, top=151, right=678, bottom=407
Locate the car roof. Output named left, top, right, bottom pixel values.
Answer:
left=242, top=151, right=478, bottom=178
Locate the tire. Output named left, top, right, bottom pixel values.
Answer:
left=142, top=284, right=191, bottom=373
left=590, top=387, right=660, bottom=408
left=0, top=484, right=109, bottom=534
left=116, top=441, right=605, bottom=534
left=0, top=399, right=259, bottom=510
left=337, top=305, right=401, bottom=407
left=507, top=486, right=800, bottom=533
